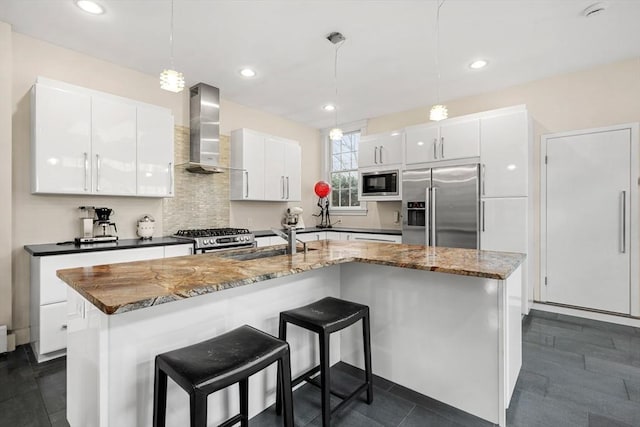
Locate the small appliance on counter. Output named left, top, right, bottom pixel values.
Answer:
left=74, top=206, right=118, bottom=244
left=136, top=215, right=155, bottom=239
left=282, top=207, right=305, bottom=229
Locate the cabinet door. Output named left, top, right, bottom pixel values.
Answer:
left=264, top=137, right=286, bottom=201
left=406, top=124, right=439, bottom=164
left=439, top=119, right=480, bottom=160
left=377, top=133, right=403, bottom=165
left=255, top=237, right=272, bottom=248
left=284, top=142, right=302, bottom=201
left=480, top=112, right=528, bottom=197
left=91, top=97, right=137, bottom=195
left=137, top=106, right=174, bottom=197
left=230, top=129, right=265, bottom=200
left=164, top=244, right=193, bottom=257
left=297, top=232, right=326, bottom=242
left=39, top=302, right=68, bottom=354
left=480, top=198, right=527, bottom=253
left=358, top=135, right=379, bottom=168
left=32, top=84, right=91, bottom=194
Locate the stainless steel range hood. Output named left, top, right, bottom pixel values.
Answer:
left=187, top=83, right=223, bottom=174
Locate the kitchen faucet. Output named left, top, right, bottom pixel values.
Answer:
left=271, top=228, right=307, bottom=255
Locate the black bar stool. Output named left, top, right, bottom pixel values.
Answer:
left=153, top=324, right=294, bottom=427
left=276, top=297, right=373, bottom=426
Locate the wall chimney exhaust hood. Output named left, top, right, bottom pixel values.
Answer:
left=186, top=83, right=223, bottom=174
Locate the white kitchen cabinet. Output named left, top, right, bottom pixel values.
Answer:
left=31, top=77, right=174, bottom=198
left=341, top=233, right=401, bottom=243
left=405, top=118, right=479, bottom=165
left=405, top=123, right=439, bottom=164
left=137, top=106, right=175, bottom=197
left=297, top=232, right=327, bottom=242
left=230, top=128, right=302, bottom=201
left=255, top=237, right=272, bottom=247
left=325, top=231, right=341, bottom=240
left=480, top=111, right=529, bottom=197
left=359, top=132, right=403, bottom=168
left=91, top=97, right=137, bottom=196
left=480, top=198, right=527, bottom=253
left=30, top=245, right=184, bottom=363
left=31, top=82, right=92, bottom=194
left=230, top=129, right=266, bottom=200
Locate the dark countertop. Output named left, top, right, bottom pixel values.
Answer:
left=253, top=227, right=402, bottom=238
left=57, top=240, right=525, bottom=315
left=24, top=237, right=191, bottom=257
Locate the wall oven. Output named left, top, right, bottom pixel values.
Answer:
left=359, top=169, right=400, bottom=200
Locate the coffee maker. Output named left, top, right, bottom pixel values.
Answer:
left=75, top=206, right=118, bottom=244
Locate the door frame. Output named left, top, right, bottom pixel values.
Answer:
left=540, top=122, right=640, bottom=317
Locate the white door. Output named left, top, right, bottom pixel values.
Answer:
left=439, top=119, right=480, bottom=160
left=545, top=129, right=631, bottom=314
left=405, top=124, right=439, bottom=164
left=91, top=97, right=137, bottom=195
left=284, top=142, right=301, bottom=201
left=137, top=106, right=174, bottom=197
left=32, top=84, right=92, bottom=194
left=264, top=137, right=286, bottom=200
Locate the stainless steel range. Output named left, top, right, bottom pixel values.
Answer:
left=174, top=228, right=255, bottom=253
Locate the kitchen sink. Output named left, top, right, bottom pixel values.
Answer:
left=219, top=247, right=317, bottom=261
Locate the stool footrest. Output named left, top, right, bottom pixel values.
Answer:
left=219, top=414, right=243, bottom=427
left=332, top=383, right=369, bottom=415
left=292, top=365, right=321, bottom=388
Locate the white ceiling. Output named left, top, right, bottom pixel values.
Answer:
left=1, top=0, right=639, bottom=129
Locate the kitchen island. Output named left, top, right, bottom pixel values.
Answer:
left=57, top=240, right=524, bottom=427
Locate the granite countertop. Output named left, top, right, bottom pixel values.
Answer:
left=56, top=240, right=525, bottom=316
left=24, top=237, right=191, bottom=256
left=252, top=227, right=401, bottom=238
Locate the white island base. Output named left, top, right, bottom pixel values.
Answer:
left=66, top=262, right=521, bottom=427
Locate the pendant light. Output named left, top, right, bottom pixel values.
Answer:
left=160, top=0, right=185, bottom=93
left=430, top=0, right=448, bottom=121
left=327, top=32, right=346, bottom=141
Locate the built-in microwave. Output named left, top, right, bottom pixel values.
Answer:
left=360, top=169, right=400, bottom=199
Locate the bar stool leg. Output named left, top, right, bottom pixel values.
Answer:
left=189, top=391, right=208, bottom=427
left=363, top=313, right=374, bottom=404
left=319, top=331, right=331, bottom=427
left=153, top=361, right=168, bottom=427
left=280, top=351, right=295, bottom=427
left=239, top=379, right=249, bottom=427
left=276, top=316, right=287, bottom=415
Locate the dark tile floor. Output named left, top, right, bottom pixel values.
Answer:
left=1, top=309, right=639, bottom=426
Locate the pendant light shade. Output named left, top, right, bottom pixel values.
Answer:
left=160, top=0, right=184, bottom=93
left=430, top=0, right=448, bottom=121
left=329, top=127, right=344, bottom=141
left=429, top=104, right=448, bottom=122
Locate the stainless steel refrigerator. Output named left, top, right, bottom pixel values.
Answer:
left=402, top=164, right=480, bottom=249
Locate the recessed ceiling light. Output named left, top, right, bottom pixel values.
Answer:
left=75, top=0, right=105, bottom=15
left=239, top=68, right=256, bottom=78
left=391, top=132, right=400, bottom=136
left=469, top=59, right=488, bottom=70
left=323, top=104, right=336, bottom=112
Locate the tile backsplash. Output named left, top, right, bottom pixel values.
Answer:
left=162, top=126, right=230, bottom=233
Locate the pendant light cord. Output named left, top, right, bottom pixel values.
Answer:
left=435, top=0, right=445, bottom=104
left=334, top=42, right=343, bottom=129
left=169, top=0, right=175, bottom=69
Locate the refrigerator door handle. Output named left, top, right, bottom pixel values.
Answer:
left=431, top=187, right=437, bottom=247
left=482, top=164, right=486, bottom=195
left=620, top=190, right=626, bottom=253
left=425, top=187, right=431, bottom=245
left=482, top=201, right=486, bottom=232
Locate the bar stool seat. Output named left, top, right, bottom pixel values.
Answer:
left=153, top=324, right=294, bottom=427
left=276, top=297, right=373, bottom=427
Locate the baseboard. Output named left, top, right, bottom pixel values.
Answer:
left=532, top=302, right=640, bottom=328
left=0, top=325, right=6, bottom=353
left=7, top=333, right=15, bottom=352
left=13, top=327, right=30, bottom=346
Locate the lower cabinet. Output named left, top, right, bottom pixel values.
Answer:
left=341, top=233, right=402, bottom=243
left=30, top=244, right=192, bottom=363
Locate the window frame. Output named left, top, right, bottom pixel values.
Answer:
left=321, top=120, right=368, bottom=215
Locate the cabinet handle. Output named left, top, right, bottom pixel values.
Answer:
left=433, top=139, right=438, bottom=159
left=244, top=171, right=249, bottom=198
left=379, top=145, right=384, bottom=163
left=620, top=190, right=626, bottom=253
left=355, top=237, right=393, bottom=242
left=168, top=162, right=173, bottom=195
left=96, top=154, right=101, bottom=192
left=286, top=176, right=290, bottom=199
left=440, top=137, right=445, bottom=158
left=83, top=152, right=89, bottom=191
left=481, top=164, right=486, bottom=196
left=482, top=201, right=486, bottom=232
left=281, top=176, right=285, bottom=199
left=374, top=146, right=378, bottom=164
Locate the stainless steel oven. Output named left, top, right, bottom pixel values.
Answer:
left=174, top=228, right=256, bottom=254
left=360, top=169, right=399, bottom=197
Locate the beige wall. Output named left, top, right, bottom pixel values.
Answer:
left=1, top=22, right=13, bottom=344
left=9, top=31, right=321, bottom=345
left=360, top=57, right=640, bottom=300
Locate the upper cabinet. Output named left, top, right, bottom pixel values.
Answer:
left=480, top=110, right=529, bottom=197
left=31, top=77, right=174, bottom=198
left=405, top=119, right=479, bottom=166
left=359, top=132, right=403, bottom=168
left=230, top=128, right=302, bottom=202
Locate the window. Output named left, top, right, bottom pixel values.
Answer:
left=329, top=131, right=361, bottom=209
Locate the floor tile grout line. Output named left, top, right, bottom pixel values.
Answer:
left=623, top=378, right=631, bottom=400
left=396, top=404, right=416, bottom=427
